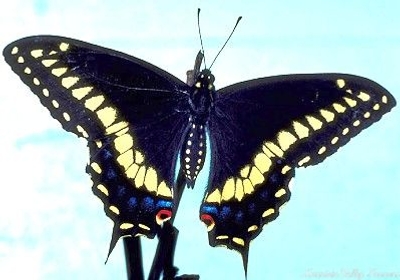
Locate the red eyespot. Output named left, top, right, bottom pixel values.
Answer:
left=200, top=214, right=215, bottom=231
left=156, top=209, right=172, bottom=225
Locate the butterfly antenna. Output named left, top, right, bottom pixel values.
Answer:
left=197, top=8, right=207, bottom=68
left=209, top=15, right=242, bottom=69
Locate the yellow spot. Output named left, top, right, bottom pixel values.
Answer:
left=126, top=163, right=139, bottom=179
left=357, top=91, right=370, bottom=102
left=243, top=178, right=254, bottom=194
left=265, top=141, right=284, bottom=157
left=42, top=88, right=49, bottom=97
left=331, top=136, right=339, bottom=145
left=72, top=86, right=93, bottom=100
left=33, top=78, right=40, bottom=85
left=49, top=50, right=57, bottom=55
left=117, top=149, right=134, bottom=170
left=319, top=109, right=335, bottom=122
left=343, top=97, right=357, bottom=107
left=342, top=127, right=349, bottom=135
left=206, top=189, right=221, bottom=203
left=51, top=100, right=59, bottom=108
left=17, top=56, right=24, bottom=63
left=85, top=95, right=105, bottom=111
left=221, top=177, right=235, bottom=201
left=114, top=133, right=134, bottom=154
left=135, top=150, right=144, bottom=164
left=216, top=235, right=229, bottom=240
left=262, top=145, right=275, bottom=158
left=144, top=167, right=158, bottom=193
left=95, top=140, right=102, bottom=148
left=249, top=167, right=264, bottom=186
left=235, top=179, right=244, bottom=201
left=24, top=67, right=31, bottom=74
left=157, top=181, right=172, bottom=198
left=195, top=82, right=201, bottom=88
left=139, top=224, right=150, bottom=230
left=61, top=76, right=79, bottom=89
left=318, top=146, right=327, bottom=154
left=11, top=46, right=18, bottom=55
left=364, top=112, right=371, bottom=119
left=293, top=121, right=309, bottom=139
left=51, top=67, right=68, bottom=77
left=120, top=223, right=134, bottom=230
left=305, top=115, right=323, bottom=130
left=336, top=79, right=345, bottom=88
left=275, top=188, right=286, bottom=198
left=30, top=49, right=44, bottom=58
left=41, top=59, right=58, bottom=67
left=76, top=125, right=89, bottom=138
left=106, top=121, right=129, bottom=135
left=262, top=208, right=275, bottom=218
left=278, top=130, right=297, bottom=151
left=134, top=166, right=147, bottom=188
left=254, top=152, right=272, bottom=173
left=373, top=104, right=380, bottom=111
left=382, top=95, right=388, bottom=104
left=97, top=184, right=109, bottom=196
left=63, top=112, right=71, bottom=121
left=240, top=165, right=250, bottom=178
left=281, top=165, right=291, bottom=175
left=248, top=225, right=258, bottom=232
left=332, top=103, right=346, bottom=113
left=232, top=237, right=245, bottom=246
left=353, top=120, right=361, bottom=127
left=59, top=42, right=69, bottom=51
left=109, top=205, right=120, bottom=215
left=298, top=156, right=311, bottom=166
left=97, top=107, right=117, bottom=127
left=346, top=89, right=353, bottom=94
left=90, top=162, right=102, bottom=174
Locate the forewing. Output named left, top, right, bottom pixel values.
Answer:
left=3, top=36, right=190, bottom=254
left=201, top=74, right=395, bottom=265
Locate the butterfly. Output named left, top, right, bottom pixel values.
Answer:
left=3, top=35, right=396, bottom=273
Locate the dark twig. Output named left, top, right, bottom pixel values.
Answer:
left=148, top=170, right=188, bottom=280
left=123, top=237, right=144, bottom=280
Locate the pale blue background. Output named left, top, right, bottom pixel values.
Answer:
left=0, top=1, right=399, bottom=280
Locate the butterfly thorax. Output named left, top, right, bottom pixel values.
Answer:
left=181, top=69, right=215, bottom=187
left=188, top=69, right=215, bottom=123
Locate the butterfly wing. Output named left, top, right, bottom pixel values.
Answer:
left=201, top=74, right=396, bottom=268
left=3, top=36, right=191, bottom=255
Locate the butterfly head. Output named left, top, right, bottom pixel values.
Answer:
left=194, top=69, right=215, bottom=91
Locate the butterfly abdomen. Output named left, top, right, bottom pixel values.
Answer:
left=181, top=121, right=207, bottom=186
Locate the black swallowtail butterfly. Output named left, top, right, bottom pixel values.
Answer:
left=3, top=35, right=396, bottom=272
